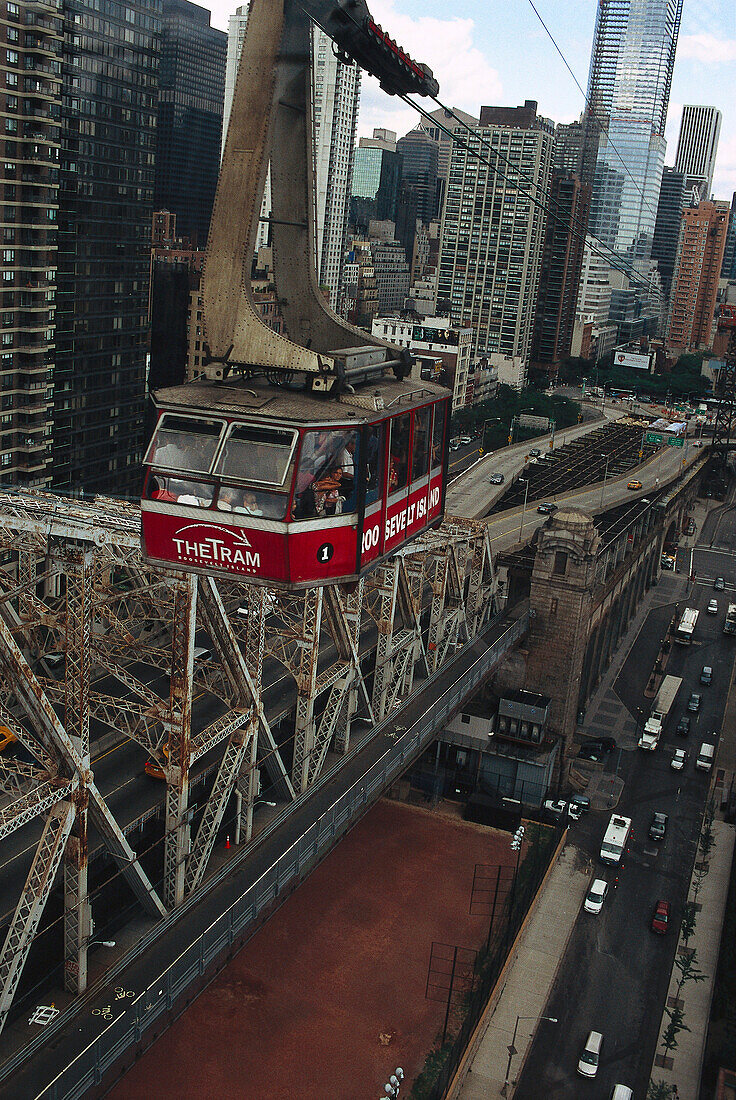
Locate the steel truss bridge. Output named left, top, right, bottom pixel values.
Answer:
left=0, top=488, right=508, bottom=1041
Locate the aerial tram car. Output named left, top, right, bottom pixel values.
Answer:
left=140, top=0, right=449, bottom=588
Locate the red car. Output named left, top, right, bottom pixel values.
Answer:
left=651, top=900, right=670, bottom=934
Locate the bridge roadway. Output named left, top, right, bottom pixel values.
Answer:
left=0, top=614, right=528, bottom=1098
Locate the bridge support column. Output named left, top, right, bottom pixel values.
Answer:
left=292, top=587, right=323, bottom=793
left=163, top=574, right=196, bottom=910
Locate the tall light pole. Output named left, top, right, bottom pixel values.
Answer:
left=599, top=453, right=610, bottom=511
left=501, top=1014, right=558, bottom=1095
left=517, top=479, right=529, bottom=542
left=381, top=1067, right=404, bottom=1099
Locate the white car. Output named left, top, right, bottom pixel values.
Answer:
left=584, top=879, right=609, bottom=914
left=459, top=436, right=472, bottom=445
left=489, top=473, right=504, bottom=485
left=543, top=798, right=581, bottom=821
left=707, top=599, right=718, bottom=614
left=671, top=748, right=687, bottom=771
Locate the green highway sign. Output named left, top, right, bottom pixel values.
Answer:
left=645, top=432, right=684, bottom=447
left=668, top=436, right=684, bottom=447
left=645, top=432, right=662, bottom=445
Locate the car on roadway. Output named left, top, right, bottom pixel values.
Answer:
left=529, top=447, right=541, bottom=457
left=489, top=473, right=504, bottom=484
left=571, top=794, right=591, bottom=814
left=0, top=726, right=16, bottom=753
left=584, top=879, right=609, bottom=915
left=543, top=798, right=582, bottom=821
left=627, top=479, right=643, bottom=490
left=649, top=811, right=668, bottom=840
left=671, top=748, right=687, bottom=770
left=460, top=435, right=472, bottom=446
left=577, top=745, right=605, bottom=763
left=537, top=502, right=558, bottom=514
left=688, top=692, right=701, bottom=712
left=651, top=899, right=670, bottom=934
left=714, top=577, right=725, bottom=590
left=701, top=666, right=713, bottom=685
left=708, top=598, right=719, bottom=614
left=677, top=715, right=691, bottom=736
left=660, top=554, right=675, bottom=569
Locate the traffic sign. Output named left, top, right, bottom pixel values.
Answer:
left=645, top=432, right=663, bottom=445
left=667, top=436, right=684, bottom=447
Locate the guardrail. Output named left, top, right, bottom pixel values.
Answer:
left=12, top=612, right=530, bottom=1099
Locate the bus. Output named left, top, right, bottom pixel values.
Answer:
left=674, top=607, right=699, bottom=645
left=600, top=814, right=632, bottom=864
left=724, top=604, right=736, bottom=636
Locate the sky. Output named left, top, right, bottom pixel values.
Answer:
left=207, top=0, right=736, bottom=200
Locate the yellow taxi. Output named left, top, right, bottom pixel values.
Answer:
left=627, top=479, right=643, bottom=490
left=0, top=725, right=16, bottom=752
left=144, top=742, right=169, bottom=779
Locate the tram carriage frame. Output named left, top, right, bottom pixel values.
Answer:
left=141, top=377, right=450, bottom=589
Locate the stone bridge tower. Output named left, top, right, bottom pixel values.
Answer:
left=526, top=508, right=600, bottom=755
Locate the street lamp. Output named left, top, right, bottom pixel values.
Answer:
left=381, top=1067, right=404, bottom=1099
left=501, top=1014, right=558, bottom=1095
left=518, top=479, right=529, bottom=542
left=599, top=453, right=610, bottom=511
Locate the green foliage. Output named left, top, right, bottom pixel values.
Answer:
left=450, top=384, right=581, bottom=449
left=674, top=947, right=707, bottom=995
left=661, top=1005, right=690, bottom=1053
left=410, top=1042, right=453, bottom=1099
left=647, top=1081, right=676, bottom=1099
left=680, top=900, right=698, bottom=945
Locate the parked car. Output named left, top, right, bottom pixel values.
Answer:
left=577, top=745, right=604, bottom=763
left=676, top=715, right=691, bottom=736
left=671, top=748, right=687, bottom=770
left=660, top=554, right=675, bottom=570
left=577, top=1030, right=603, bottom=1077
left=651, top=899, right=670, bottom=934
left=571, top=794, right=591, bottom=814
left=688, top=692, right=701, bottom=712
left=627, top=479, right=643, bottom=490
left=537, top=502, right=558, bottom=514
left=543, top=799, right=581, bottom=821
left=685, top=520, right=696, bottom=535
left=649, top=811, right=668, bottom=840
left=714, top=577, right=725, bottom=590
left=707, top=599, right=718, bottom=614
left=585, top=736, right=617, bottom=753
left=460, top=435, right=472, bottom=445
left=584, top=879, right=609, bottom=915
left=489, top=473, right=504, bottom=485
left=700, top=666, right=713, bottom=685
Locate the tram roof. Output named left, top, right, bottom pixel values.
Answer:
left=152, top=375, right=449, bottom=427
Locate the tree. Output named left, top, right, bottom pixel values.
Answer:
left=647, top=1081, right=676, bottom=1099
left=680, top=901, right=698, bottom=946
left=660, top=1005, right=690, bottom=1055
left=674, top=947, right=707, bottom=998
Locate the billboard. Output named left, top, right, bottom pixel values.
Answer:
left=614, top=350, right=651, bottom=371
left=518, top=413, right=550, bottom=431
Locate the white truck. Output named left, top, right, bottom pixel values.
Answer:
left=638, top=674, right=682, bottom=750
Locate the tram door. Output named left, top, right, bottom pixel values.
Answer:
left=359, top=421, right=386, bottom=569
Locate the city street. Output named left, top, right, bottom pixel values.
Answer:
left=515, top=494, right=736, bottom=1097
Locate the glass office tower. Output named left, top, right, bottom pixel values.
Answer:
left=583, top=0, right=682, bottom=276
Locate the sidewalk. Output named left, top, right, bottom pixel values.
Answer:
left=449, top=843, right=589, bottom=1099
left=650, top=819, right=735, bottom=1099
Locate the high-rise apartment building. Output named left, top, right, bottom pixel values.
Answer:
left=531, top=174, right=590, bottom=376
left=312, top=28, right=360, bottom=305
left=651, top=166, right=687, bottom=302
left=154, top=0, right=226, bottom=249
left=553, top=118, right=585, bottom=176
left=351, top=129, right=402, bottom=229
left=722, top=194, right=736, bottom=281
left=666, top=200, right=730, bottom=352
left=674, top=105, right=721, bottom=202
left=53, top=0, right=160, bottom=497
left=437, top=101, right=553, bottom=367
left=421, top=106, right=478, bottom=191
left=395, top=126, right=439, bottom=264
left=0, top=0, right=62, bottom=488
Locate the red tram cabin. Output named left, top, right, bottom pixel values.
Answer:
left=141, top=378, right=450, bottom=588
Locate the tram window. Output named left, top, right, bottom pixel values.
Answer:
left=215, top=424, right=297, bottom=487
left=293, top=428, right=358, bottom=519
left=216, top=484, right=287, bottom=519
left=431, top=402, right=446, bottom=469
left=411, top=407, right=431, bottom=482
left=149, top=476, right=215, bottom=507
left=147, top=415, right=224, bottom=474
left=388, top=413, right=410, bottom=493
left=365, top=423, right=384, bottom=505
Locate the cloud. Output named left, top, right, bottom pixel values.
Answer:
left=677, top=33, right=736, bottom=63
left=357, top=0, right=503, bottom=139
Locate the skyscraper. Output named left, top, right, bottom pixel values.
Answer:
left=437, top=101, right=553, bottom=370
left=584, top=0, right=681, bottom=263
left=311, top=29, right=360, bottom=305
left=53, top=0, right=160, bottom=498
left=651, top=166, right=687, bottom=301
left=666, top=201, right=729, bottom=352
left=0, top=0, right=62, bottom=489
left=674, top=105, right=722, bottom=201
left=722, top=194, right=736, bottom=281
left=351, top=129, right=402, bottom=230
left=154, top=0, right=226, bottom=249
